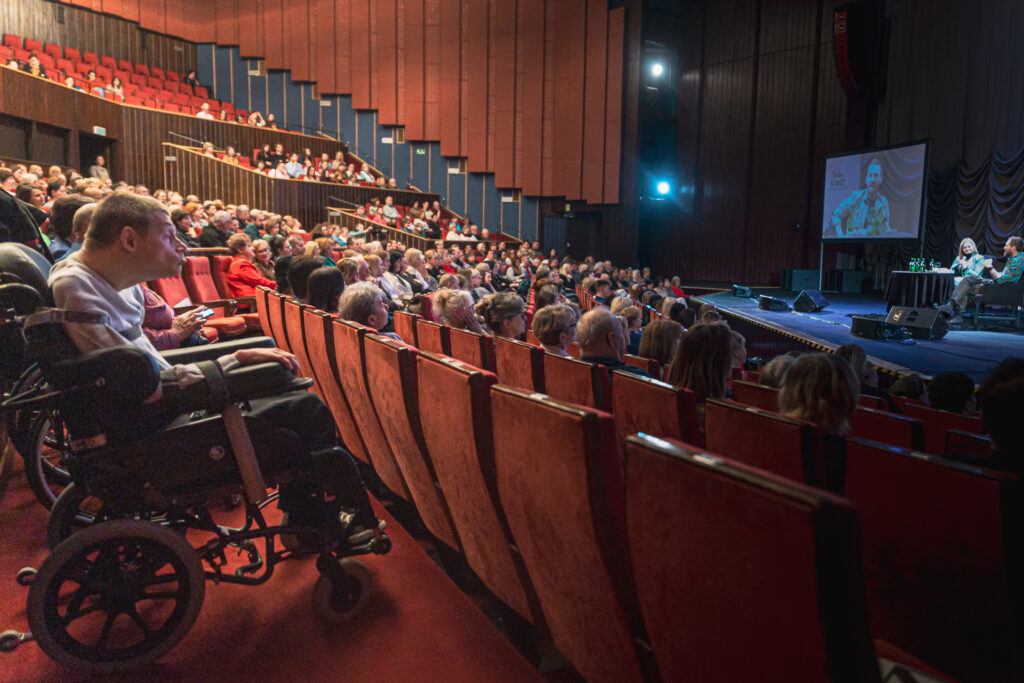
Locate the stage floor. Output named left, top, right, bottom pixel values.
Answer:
left=698, top=289, right=1024, bottom=383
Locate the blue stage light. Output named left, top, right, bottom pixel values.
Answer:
left=656, top=180, right=671, bottom=195
left=650, top=62, right=665, bottom=78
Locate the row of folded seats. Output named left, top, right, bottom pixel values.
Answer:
left=254, top=285, right=1020, bottom=682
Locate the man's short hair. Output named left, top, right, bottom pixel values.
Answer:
left=85, top=193, right=168, bottom=248
left=925, top=372, right=974, bottom=414
left=1009, top=236, right=1024, bottom=252
left=287, top=255, right=326, bottom=300
left=338, top=281, right=385, bottom=324
left=213, top=210, right=232, bottom=227
left=576, top=308, right=619, bottom=351
left=49, top=195, right=94, bottom=241
left=71, top=203, right=98, bottom=241
left=980, top=358, right=1024, bottom=453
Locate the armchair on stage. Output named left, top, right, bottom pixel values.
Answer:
left=972, top=281, right=1024, bottom=329
left=0, top=259, right=390, bottom=673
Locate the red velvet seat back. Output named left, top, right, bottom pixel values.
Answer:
left=944, top=428, right=991, bottom=456
left=490, top=385, right=644, bottom=683
left=254, top=285, right=273, bottom=338
left=303, top=309, right=370, bottom=465
left=844, top=438, right=1019, bottom=681
left=211, top=255, right=234, bottom=299
left=182, top=256, right=223, bottom=306
left=149, top=274, right=193, bottom=308
left=363, top=335, right=461, bottom=551
left=331, top=320, right=411, bottom=500
left=415, top=319, right=450, bottom=355
left=611, top=372, right=702, bottom=448
left=265, top=292, right=292, bottom=352
left=447, top=327, right=495, bottom=371
left=282, top=300, right=322, bottom=398
left=416, top=353, right=542, bottom=624
left=393, top=310, right=420, bottom=347
left=625, top=435, right=880, bottom=683
left=494, top=336, right=545, bottom=393
left=542, top=353, right=611, bottom=411
left=705, top=399, right=823, bottom=486
left=848, top=406, right=924, bottom=451
left=622, top=354, right=660, bottom=380
left=902, top=403, right=984, bottom=454
left=731, top=379, right=780, bottom=412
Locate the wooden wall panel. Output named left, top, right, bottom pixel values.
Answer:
left=539, top=5, right=556, bottom=196
left=422, top=0, right=442, bottom=140
left=375, top=0, right=398, bottom=125
left=313, top=0, right=336, bottom=92
left=489, top=0, right=516, bottom=188
left=602, top=7, right=624, bottom=205
left=348, top=0, right=371, bottom=109
left=262, top=0, right=283, bottom=70
left=463, top=0, right=489, bottom=172
left=288, top=0, right=310, bottom=82
left=437, top=0, right=461, bottom=157
left=581, top=0, right=607, bottom=204
left=517, top=0, right=545, bottom=196
left=402, top=0, right=425, bottom=140
left=334, top=0, right=352, bottom=94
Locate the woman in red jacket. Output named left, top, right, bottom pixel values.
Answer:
left=226, top=233, right=277, bottom=297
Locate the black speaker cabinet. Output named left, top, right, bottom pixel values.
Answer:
left=850, top=315, right=900, bottom=340
left=758, top=295, right=790, bottom=312
left=794, top=289, right=830, bottom=313
left=885, top=306, right=949, bottom=340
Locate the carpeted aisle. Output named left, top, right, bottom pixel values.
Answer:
left=0, top=462, right=542, bottom=682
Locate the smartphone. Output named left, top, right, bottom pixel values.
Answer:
left=197, top=308, right=215, bottom=319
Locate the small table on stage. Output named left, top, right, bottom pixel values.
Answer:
left=883, top=271, right=955, bottom=309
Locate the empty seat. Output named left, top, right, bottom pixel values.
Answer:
left=902, top=403, right=984, bottom=454
left=37, top=53, right=55, bottom=69
left=848, top=406, right=924, bottom=451
left=363, top=334, right=461, bottom=550
left=731, top=379, right=780, bottom=412
left=135, top=62, right=149, bottom=76
left=165, top=69, right=179, bottom=82
left=148, top=75, right=163, bottom=89
left=491, top=385, right=646, bottom=683
left=155, top=89, right=174, bottom=102
left=611, top=371, right=702, bottom=448
left=162, top=103, right=180, bottom=113
left=254, top=285, right=274, bottom=338
left=416, top=353, right=544, bottom=625
left=3, top=35, right=22, bottom=50
left=177, top=82, right=193, bottom=96
left=43, top=43, right=62, bottom=59
left=100, top=55, right=116, bottom=70
left=447, top=327, right=495, bottom=371
left=302, top=309, right=371, bottom=466
left=82, top=51, right=98, bottom=64
left=195, top=85, right=209, bottom=98
left=542, top=353, right=611, bottom=411
left=331, top=320, right=411, bottom=499
left=393, top=310, right=420, bottom=346
left=624, top=434, right=891, bottom=682
left=845, top=438, right=1020, bottom=681
left=24, top=38, right=43, bottom=53
left=64, top=47, right=80, bottom=61
left=56, top=58, right=73, bottom=74
left=416, top=319, right=450, bottom=355
left=945, top=428, right=991, bottom=456
left=148, top=273, right=245, bottom=337
left=705, top=398, right=830, bottom=488
left=150, top=66, right=164, bottom=79
left=494, top=336, right=545, bottom=392
left=129, top=72, right=146, bottom=87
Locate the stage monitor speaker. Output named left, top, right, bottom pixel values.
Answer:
left=885, top=306, right=948, bottom=340
left=732, top=284, right=752, bottom=298
left=850, top=314, right=902, bottom=340
left=758, top=295, right=790, bottom=312
left=794, top=289, right=830, bottom=313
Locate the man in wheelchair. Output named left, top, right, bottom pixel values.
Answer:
left=40, top=192, right=387, bottom=551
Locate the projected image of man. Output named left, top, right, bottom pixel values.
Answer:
left=830, top=160, right=891, bottom=237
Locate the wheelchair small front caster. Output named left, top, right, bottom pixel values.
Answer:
left=0, top=630, right=34, bottom=653
left=311, top=558, right=372, bottom=624
left=16, top=567, right=36, bottom=586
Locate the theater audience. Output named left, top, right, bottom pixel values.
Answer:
left=637, top=319, right=683, bottom=366
left=287, top=255, right=325, bottom=302
left=835, top=343, right=898, bottom=412
left=577, top=308, right=649, bottom=378
left=927, top=372, right=976, bottom=414
left=306, top=267, right=345, bottom=314
left=226, top=233, right=276, bottom=297
left=889, top=373, right=929, bottom=402
left=949, top=358, right=1023, bottom=474
left=475, top=292, right=526, bottom=338
left=531, top=304, right=578, bottom=356
left=758, top=351, right=801, bottom=388
left=434, top=288, right=485, bottom=333
left=666, top=322, right=732, bottom=432
left=170, top=207, right=200, bottom=248
left=88, top=155, right=109, bottom=180
left=199, top=210, right=233, bottom=248
left=251, top=239, right=275, bottom=280
left=47, top=195, right=93, bottom=260
left=339, top=281, right=400, bottom=340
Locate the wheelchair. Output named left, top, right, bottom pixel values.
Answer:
left=0, top=290, right=390, bottom=674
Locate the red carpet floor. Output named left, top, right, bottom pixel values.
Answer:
left=0, top=459, right=542, bottom=682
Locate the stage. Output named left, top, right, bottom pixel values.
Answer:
left=695, top=289, right=1024, bottom=383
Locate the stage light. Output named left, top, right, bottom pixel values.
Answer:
left=650, top=62, right=665, bottom=78
left=655, top=180, right=671, bottom=195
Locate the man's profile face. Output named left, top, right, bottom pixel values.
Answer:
left=1004, top=239, right=1017, bottom=257
left=138, top=213, right=187, bottom=279
left=865, top=164, right=882, bottom=193
left=96, top=156, right=105, bottom=167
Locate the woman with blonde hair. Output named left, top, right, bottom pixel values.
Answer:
left=532, top=304, right=578, bottom=356
left=434, top=288, right=486, bottom=333
left=950, top=236, right=985, bottom=281
left=475, top=292, right=526, bottom=338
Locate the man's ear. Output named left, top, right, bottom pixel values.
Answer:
left=120, top=225, right=139, bottom=252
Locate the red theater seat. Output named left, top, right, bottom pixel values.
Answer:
left=148, top=274, right=245, bottom=337
left=493, top=336, right=545, bottom=392
left=210, top=255, right=260, bottom=331
left=447, top=327, right=495, bottom=371
left=43, top=43, right=62, bottom=59
left=182, top=256, right=256, bottom=326
left=845, top=438, right=1019, bottom=681
left=162, top=103, right=180, bottom=113
left=902, top=403, right=984, bottom=454
left=150, top=66, right=164, bottom=79
left=944, top=428, right=991, bottom=456
left=612, top=372, right=702, bottom=448
left=24, top=38, right=43, bottom=53
left=264, top=292, right=292, bottom=352
left=117, top=58, right=132, bottom=72
left=165, top=69, right=179, bottom=82
left=100, top=55, right=116, bottom=70
left=64, top=47, right=80, bottom=62
left=392, top=311, right=420, bottom=346
left=135, top=63, right=149, bottom=76
left=623, top=354, right=660, bottom=380
left=3, top=35, right=22, bottom=50
left=331, top=321, right=412, bottom=499
left=195, top=85, right=208, bottom=98
left=624, top=434, right=946, bottom=682
left=37, top=54, right=55, bottom=69
left=415, top=319, right=450, bottom=355
left=282, top=299, right=324, bottom=399
left=848, top=406, right=924, bottom=451
left=254, top=286, right=274, bottom=338
left=82, top=51, right=98, bottom=64
left=705, top=398, right=828, bottom=488
left=129, top=72, right=146, bottom=87
left=542, top=353, right=611, bottom=411
left=363, top=334, right=461, bottom=550
left=148, top=75, right=163, bottom=89
left=730, top=379, right=780, bottom=412
left=490, top=386, right=646, bottom=683
left=416, top=353, right=545, bottom=625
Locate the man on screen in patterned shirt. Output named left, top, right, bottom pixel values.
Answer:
left=830, top=159, right=891, bottom=236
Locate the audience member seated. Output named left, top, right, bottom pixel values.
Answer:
left=251, top=238, right=275, bottom=280
left=306, top=266, right=345, bottom=314
left=778, top=353, right=860, bottom=435
left=142, top=287, right=210, bottom=350
left=338, top=281, right=400, bottom=340
left=199, top=210, right=233, bottom=248
left=475, top=291, right=526, bottom=338
left=730, top=330, right=748, bottom=379
left=381, top=249, right=413, bottom=301
left=835, top=342, right=898, bottom=412
left=889, top=372, right=929, bottom=402
left=927, top=371, right=976, bottom=414
left=287, top=255, right=325, bottom=303
left=226, top=233, right=277, bottom=297
left=949, top=358, right=1023, bottom=474
left=666, top=321, right=732, bottom=433
left=758, top=351, right=801, bottom=388
left=433, top=288, right=485, bottom=333
left=531, top=303, right=578, bottom=356
left=196, top=102, right=215, bottom=119
left=46, top=195, right=93, bottom=260
left=577, top=308, right=649, bottom=378
left=405, top=248, right=437, bottom=291
left=637, top=319, right=683, bottom=365
left=170, top=207, right=200, bottom=248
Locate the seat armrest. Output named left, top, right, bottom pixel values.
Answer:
left=160, top=336, right=274, bottom=365
left=224, top=362, right=314, bottom=402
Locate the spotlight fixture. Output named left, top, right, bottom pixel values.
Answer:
left=655, top=180, right=671, bottom=195
left=650, top=62, right=665, bottom=78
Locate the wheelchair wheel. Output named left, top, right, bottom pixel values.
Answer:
left=46, top=483, right=107, bottom=550
left=311, top=558, right=372, bottom=624
left=27, top=519, right=205, bottom=674
left=24, top=410, right=73, bottom=509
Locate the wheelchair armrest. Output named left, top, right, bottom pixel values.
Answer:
left=160, top=336, right=274, bottom=365
left=224, top=362, right=313, bottom=402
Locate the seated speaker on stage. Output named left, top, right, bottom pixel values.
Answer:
left=949, top=237, right=986, bottom=284
left=937, top=236, right=1023, bottom=323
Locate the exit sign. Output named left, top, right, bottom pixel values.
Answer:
left=415, top=147, right=426, bottom=156
left=92, top=126, right=106, bottom=136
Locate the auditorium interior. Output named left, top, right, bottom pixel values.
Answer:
left=0, top=0, right=1021, bottom=681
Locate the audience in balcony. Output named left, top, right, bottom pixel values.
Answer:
left=248, top=111, right=266, bottom=127
left=22, top=54, right=46, bottom=78
left=184, top=70, right=201, bottom=88
left=196, top=102, right=215, bottom=119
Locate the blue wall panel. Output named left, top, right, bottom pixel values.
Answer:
left=393, top=139, right=411, bottom=188
left=283, top=72, right=302, bottom=133
left=213, top=46, right=232, bottom=102
left=410, top=143, right=429, bottom=190
left=197, top=44, right=215, bottom=92
left=302, top=86, right=319, bottom=137
left=520, top=198, right=538, bottom=242
left=355, top=111, right=375, bottom=165
left=232, top=51, right=250, bottom=117
left=428, top=144, right=445, bottom=196
left=249, top=69, right=267, bottom=120
left=375, top=124, right=393, bottom=178
left=483, top=179, right=501, bottom=233
left=447, top=169, right=466, bottom=217
left=319, top=96, right=338, bottom=141
left=467, top=172, right=484, bottom=226
left=335, top=96, right=357, bottom=147
left=501, top=202, right=520, bottom=239
left=543, top=216, right=567, bottom=254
